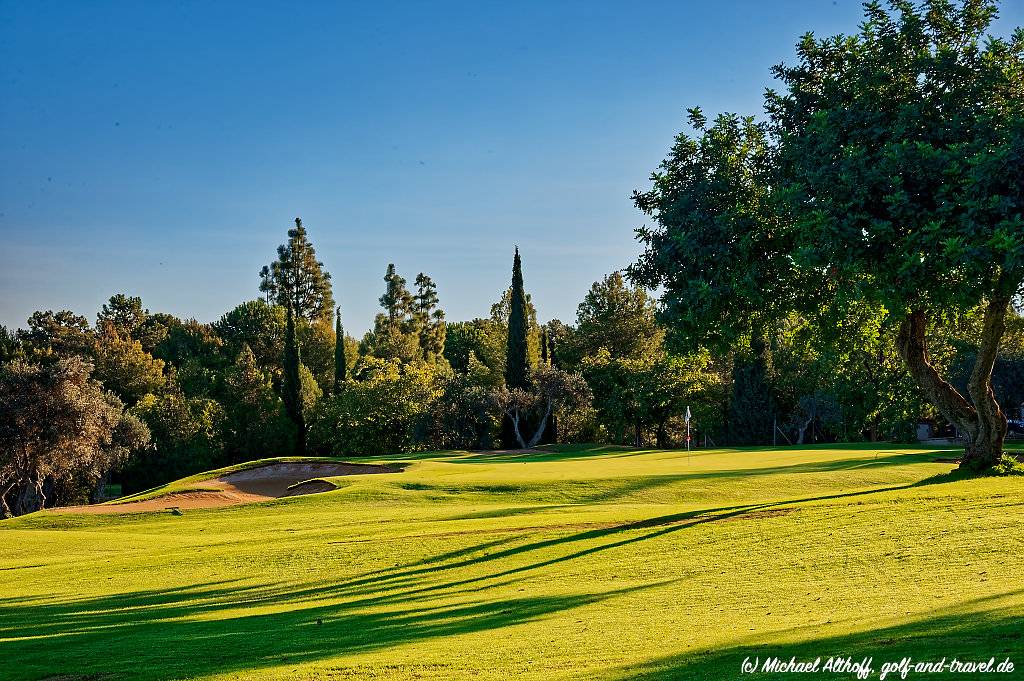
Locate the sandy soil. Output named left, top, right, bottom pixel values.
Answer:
left=55, top=462, right=402, bottom=514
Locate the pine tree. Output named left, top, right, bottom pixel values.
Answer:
left=260, top=218, right=334, bottom=324
left=414, top=273, right=446, bottom=361
left=334, top=306, right=346, bottom=393
left=379, top=264, right=413, bottom=324
left=282, top=303, right=306, bottom=455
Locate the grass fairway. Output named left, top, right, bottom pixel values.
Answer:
left=2, top=444, right=1022, bottom=680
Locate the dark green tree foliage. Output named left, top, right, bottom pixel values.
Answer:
left=122, top=384, right=224, bottom=493
left=214, top=300, right=286, bottom=371
left=223, top=345, right=292, bottom=463
left=764, top=0, right=1024, bottom=468
left=18, top=310, right=95, bottom=361
left=632, top=1, right=1024, bottom=469
left=505, top=248, right=531, bottom=390
left=334, top=306, right=347, bottom=393
left=414, top=273, right=446, bottom=361
left=728, top=336, right=775, bottom=445
left=260, top=218, right=335, bottom=325
left=503, top=248, right=532, bottom=447
left=629, top=109, right=788, bottom=352
left=380, top=264, right=413, bottom=322
left=282, top=304, right=306, bottom=455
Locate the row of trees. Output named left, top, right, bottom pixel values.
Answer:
left=4, top=1, right=1022, bottom=515
left=628, top=0, right=1024, bottom=469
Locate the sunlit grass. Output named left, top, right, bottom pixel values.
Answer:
left=1, top=443, right=1021, bottom=680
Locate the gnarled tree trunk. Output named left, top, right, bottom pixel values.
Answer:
left=896, top=294, right=1011, bottom=470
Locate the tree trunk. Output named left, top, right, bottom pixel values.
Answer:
left=965, top=293, right=1011, bottom=468
left=526, top=403, right=553, bottom=448
left=655, top=420, right=668, bottom=449
left=510, top=411, right=528, bottom=449
left=896, top=301, right=1009, bottom=471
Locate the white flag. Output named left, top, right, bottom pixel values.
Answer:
left=685, top=406, right=691, bottom=423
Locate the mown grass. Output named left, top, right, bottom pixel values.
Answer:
left=1, top=444, right=1022, bottom=680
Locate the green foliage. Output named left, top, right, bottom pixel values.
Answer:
left=260, top=218, right=335, bottom=324
left=363, top=264, right=446, bottom=365
left=561, top=272, right=663, bottom=368
left=309, top=358, right=441, bottom=456
left=222, top=346, right=293, bottom=463
left=93, top=322, right=166, bottom=406
left=629, top=109, right=787, bottom=351
left=282, top=304, right=305, bottom=455
left=18, top=310, right=95, bottom=361
left=153, top=319, right=226, bottom=398
left=414, top=273, right=446, bottom=361
left=122, top=385, right=225, bottom=494
left=504, top=248, right=531, bottom=391
left=0, top=356, right=149, bottom=516
left=214, top=300, right=286, bottom=372
left=334, top=307, right=347, bottom=392
left=989, top=453, right=1024, bottom=476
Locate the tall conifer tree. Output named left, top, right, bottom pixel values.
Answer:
left=502, top=248, right=532, bottom=447
left=334, top=306, right=346, bottom=393
left=260, top=218, right=334, bottom=324
left=282, top=303, right=306, bottom=455
left=505, top=247, right=530, bottom=390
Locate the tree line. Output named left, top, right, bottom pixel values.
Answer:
left=3, top=1, right=1023, bottom=517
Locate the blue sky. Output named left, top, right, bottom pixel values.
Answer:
left=2, top=1, right=1022, bottom=334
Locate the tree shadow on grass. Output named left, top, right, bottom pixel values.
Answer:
left=606, top=590, right=1024, bottom=680
left=0, top=576, right=657, bottom=681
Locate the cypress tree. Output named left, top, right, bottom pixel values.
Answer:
left=283, top=303, right=306, bottom=455
left=334, top=306, right=346, bottom=393
left=502, top=247, right=531, bottom=447
left=505, top=247, right=530, bottom=390
left=540, top=328, right=549, bottom=365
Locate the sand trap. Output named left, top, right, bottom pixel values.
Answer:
left=56, top=462, right=402, bottom=514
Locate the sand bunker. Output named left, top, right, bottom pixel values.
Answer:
left=58, top=462, right=402, bottom=514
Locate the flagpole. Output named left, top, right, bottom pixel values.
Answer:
left=686, top=405, right=691, bottom=464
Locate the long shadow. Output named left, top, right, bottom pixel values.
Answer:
left=605, top=590, right=1024, bottom=680
left=321, top=483, right=924, bottom=606
left=0, top=576, right=655, bottom=681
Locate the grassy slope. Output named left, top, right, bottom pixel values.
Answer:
left=1, top=444, right=1022, bottom=681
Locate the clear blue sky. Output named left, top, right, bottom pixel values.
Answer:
left=2, top=1, right=1022, bottom=334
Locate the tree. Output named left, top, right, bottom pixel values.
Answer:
left=504, top=248, right=531, bottom=390
left=501, top=247, right=533, bottom=447
left=123, top=382, right=224, bottom=493
left=563, top=272, right=664, bottom=367
left=18, top=310, right=95, bottom=361
left=223, top=345, right=292, bottom=463
left=379, top=263, right=414, bottom=323
left=0, top=357, right=150, bottom=516
left=334, top=306, right=347, bottom=393
left=766, top=0, right=1024, bottom=468
left=214, top=300, right=286, bottom=372
left=309, top=358, right=441, bottom=456
left=282, top=304, right=306, bottom=455
left=632, top=1, right=1024, bottom=469
left=492, top=366, right=591, bottom=449
left=414, top=273, right=447, bottom=361
left=93, top=321, right=166, bottom=405
left=362, top=264, right=422, bottom=363
left=260, top=218, right=334, bottom=324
